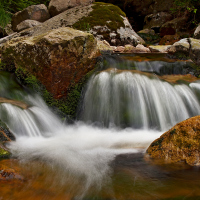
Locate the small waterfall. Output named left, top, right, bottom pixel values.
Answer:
left=79, top=55, right=200, bottom=131
left=0, top=55, right=199, bottom=199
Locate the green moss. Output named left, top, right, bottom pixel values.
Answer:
left=0, top=147, right=11, bottom=158
left=73, top=2, right=126, bottom=32
left=15, top=65, right=96, bottom=120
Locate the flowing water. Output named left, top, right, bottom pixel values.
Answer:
left=0, top=54, right=200, bottom=199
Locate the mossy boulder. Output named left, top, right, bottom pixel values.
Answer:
left=2, top=27, right=98, bottom=99
left=14, top=3, right=144, bottom=46
left=147, top=115, right=200, bottom=166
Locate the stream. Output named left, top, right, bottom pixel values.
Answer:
left=0, top=54, right=200, bottom=200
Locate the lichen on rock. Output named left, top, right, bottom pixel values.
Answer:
left=147, top=115, right=200, bottom=166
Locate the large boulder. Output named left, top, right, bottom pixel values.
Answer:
left=96, top=0, right=174, bottom=31
left=194, top=24, right=200, bottom=39
left=144, top=12, right=173, bottom=32
left=49, top=0, right=95, bottom=17
left=15, top=2, right=144, bottom=46
left=11, top=4, right=50, bottom=32
left=2, top=27, right=98, bottom=99
left=146, top=116, right=200, bottom=166
left=168, top=38, right=200, bottom=66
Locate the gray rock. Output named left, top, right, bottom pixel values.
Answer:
left=194, top=24, right=200, bottom=39
left=48, top=0, right=95, bottom=17
left=17, top=3, right=144, bottom=46
left=11, top=4, right=50, bottom=31
left=168, top=38, right=190, bottom=54
left=16, top=20, right=42, bottom=32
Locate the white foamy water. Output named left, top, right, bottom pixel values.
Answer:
left=0, top=95, right=162, bottom=197
left=0, top=69, right=200, bottom=198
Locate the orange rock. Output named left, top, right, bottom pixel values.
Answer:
left=147, top=115, right=200, bottom=166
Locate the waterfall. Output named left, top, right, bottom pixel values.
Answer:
left=79, top=56, right=200, bottom=131
left=0, top=55, right=200, bottom=198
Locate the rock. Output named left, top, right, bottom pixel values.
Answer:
left=138, top=29, right=155, bottom=35
left=49, top=0, right=95, bottom=17
left=16, top=20, right=42, bottom=32
left=97, top=0, right=174, bottom=31
left=0, top=33, right=18, bottom=53
left=189, top=38, right=200, bottom=66
left=11, top=4, right=50, bottom=31
left=0, top=120, right=15, bottom=141
left=160, top=17, right=189, bottom=37
left=2, top=27, right=98, bottom=99
left=124, top=44, right=135, bottom=52
left=167, top=38, right=190, bottom=55
left=194, top=24, right=200, bottom=39
left=149, top=45, right=171, bottom=53
left=97, top=40, right=113, bottom=53
left=4, top=24, right=15, bottom=36
left=159, top=34, right=181, bottom=45
left=144, top=12, right=173, bottom=32
left=146, top=115, right=200, bottom=166
left=114, top=46, right=125, bottom=52
left=16, top=3, right=144, bottom=47
left=135, top=44, right=150, bottom=52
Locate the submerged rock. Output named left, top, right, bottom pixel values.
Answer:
left=147, top=116, right=200, bottom=166
left=2, top=27, right=98, bottom=99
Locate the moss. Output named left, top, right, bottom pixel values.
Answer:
left=0, top=147, right=11, bottom=158
left=73, top=2, right=126, bottom=32
left=15, top=65, right=96, bottom=120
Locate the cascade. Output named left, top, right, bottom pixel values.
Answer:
left=0, top=54, right=200, bottom=199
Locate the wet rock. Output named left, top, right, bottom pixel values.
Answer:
left=0, top=160, right=24, bottom=181
left=0, top=120, right=15, bottom=141
left=2, top=27, right=98, bottom=99
left=146, top=115, right=200, bottom=166
left=160, top=17, right=189, bottom=37
left=16, top=20, right=42, bottom=32
left=144, top=12, right=173, bottom=32
left=149, top=45, right=171, bottom=53
left=194, top=24, right=200, bottom=39
left=49, top=0, right=95, bottom=17
left=11, top=4, right=50, bottom=31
